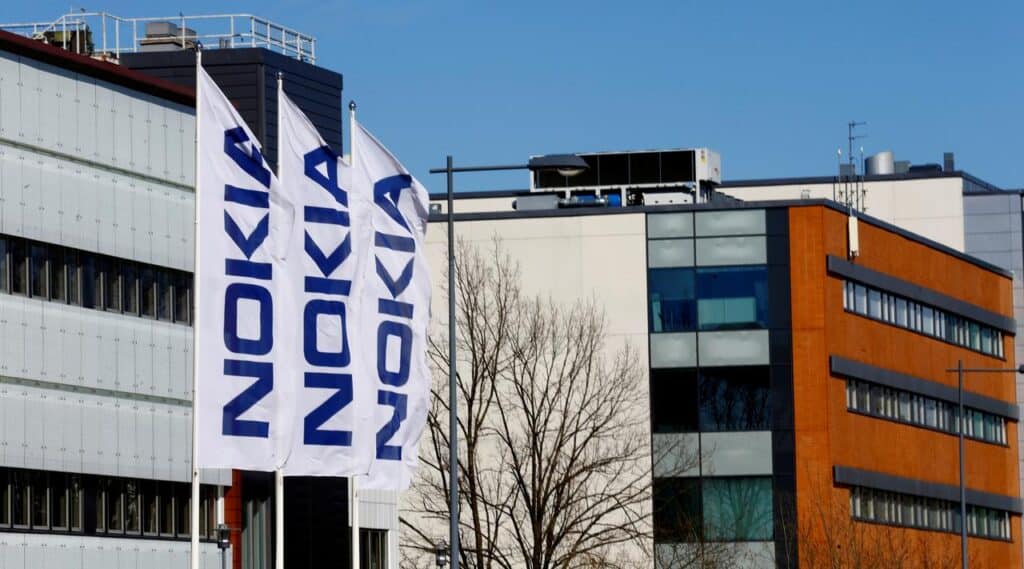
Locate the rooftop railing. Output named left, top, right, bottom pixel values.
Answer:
left=0, top=12, right=316, bottom=63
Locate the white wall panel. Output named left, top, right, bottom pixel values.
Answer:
left=23, top=387, right=45, bottom=469
left=22, top=301, right=44, bottom=380
left=700, top=431, right=773, bottom=476
left=97, top=316, right=119, bottom=391
left=166, top=109, right=183, bottom=184
left=94, top=81, right=115, bottom=165
left=153, top=405, right=172, bottom=480
left=59, top=307, right=83, bottom=385
left=78, top=169, right=101, bottom=250
left=181, top=113, right=196, bottom=187
left=65, top=395, right=85, bottom=472
left=136, top=404, right=155, bottom=479
left=652, top=432, right=700, bottom=477
left=79, top=310, right=100, bottom=389
left=150, top=187, right=171, bottom=268
left=80, top=396, right=103, bottom=474
left=0, top=52, right=19, bottom=140
left=698, top=330, right=771, bottom=366
left=117, top=401, right=138, bottom=477
left=116, top=319, right=139, bottom=392
left=130, top=94, right=150, bottom=175
left=96, top=170, right=117, bottom=254
left=151, top=102, right=168, bottom=181
left=1, top=385, right=26, bottom=466
left=132, top=183, right=153, bottom=264
left=21, top=154, right=44, bottom=238
left=36, top=62, right=62, bottom=152
left=19, top=57, right=39, bottom=145
left=2, top=150, right=25, bottom=236
left=36, top=158, right=62, bottom=245
left=75, top=76, right=97, bottom=158
left=650, top=332, right=697, bottom=368
left=113, top=174, right=136, bottom=259
left=96, top=397, right=118, bottom=476
left=42, top=392, right=66, bottom=471
left=152, top=324, right=172, bottom=397
left=112, top=90, right=133, bottom=170
left=4, top=298, right=26, bottom=376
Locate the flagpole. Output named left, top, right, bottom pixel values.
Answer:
left=275, top=71, right=286, bottom=569
left=348, top=98, right=361, bottom=569
left=190, top=45, right=203, bottom=569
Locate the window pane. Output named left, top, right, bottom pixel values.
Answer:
left=105, top=259, right=122, bottom=312
left=29, top=244, right=47, bottom=298
left=867, top=289, right=882, bottom=318
left=66, top=250, right=80, bottom=305
left=125, top=481, right=140, bottom=533
left=51, top=473, right=69, bottom=529
left=160, top=484, right=174, bottom=536
left=30, top=472, right=48, bottom=528
left=11, top=470, right=29, bottom=526
left=141, top=267, right=156, bottom=317
left=123, top=263, right=139, bottom=315
left=0, top=236, right=8, bottom=293
left=648, top=268, right=696, bottom=332
left=143, top=481, right=158, bottom=534
left=10, top=239, right=27, bottom=295
left=653, top=478, right=702, bottom=542
left=696, top=266, right=769, bottom=331
left=703, top=477, right=773, bottom=541
left=80, top=255, right=97, bottom=309
left=176, top=486, right=190, bottom=536
left=158, top=271, right=173, bottom=321
left=49, top=247, right=67, bottom=302
left=650, top=369, right=699, bottom=432
left=107, top=479, right=123, bottom=532
left=70, top=475, right=82, bottom=531
left=854, top=284, right=867, bottom=313
left=698, top=367, right=771, bottom=431
left=175, top=273, right=191, bottom=324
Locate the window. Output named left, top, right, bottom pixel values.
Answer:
left=30, top=472, right=48, bottom=528
left=850, top=486, right=1011, bottom=541
left=107, top=479, right=124, bottom=532
left=123, top=262, right=139, bottom=315
left=698, top=367, right=771, bottom=431
left=70, top=475, right=82, bottom=531
left=846, top=379, right=1008, bottom=445
left=175, top=274, right=191, bottom=324
left=80, top=255, right=97, bottom=309
left=160, top=483, right=175, bottom=536
left=125, top=480, right=141, bottom=533
left=105, top=259, right=122, bottom=312
left=360, top=529, right=388, bottom=569
left=11, top=470, right=29, bottom=526
left=650, top=369, right=699, bottom=433
left=29, top=243, right=47, bottom=298
left=51, top=473, right=69, bottom=530
left=0, top=236, right=8, bottom=293
left=143, top=481, right=158, bottom=535
left=67, top=250, right=80, bottom=305
left=842, top=279, right=1005, bottom=358
left=695, top=266, right=768, bottom=330
left=49, top=246, right=67, bottom=302
left=702, top=477, right=773, bottom=541
left=648, top=268, right=696, bottom=332
left=158, top=271, right=173, bottom=321
left=141, top=267, right=156, bottom=318
left=176, top=486, right=191, bottom=536
left=653, top=478, right=702, bottom=542
left=10, top=239, right=27, bottom=295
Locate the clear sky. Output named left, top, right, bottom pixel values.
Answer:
left=6, top=1, right=1023, bottom=191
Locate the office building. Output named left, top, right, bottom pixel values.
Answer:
left=426, top=150, right=1022, bottom=568
left=0, top=12, right=396, bottom=569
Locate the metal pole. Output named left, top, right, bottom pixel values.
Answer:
left=446, top=155, right=460, bottom=569
left=958, top=359, right=967, bottom=569
left=190, top=46, right=203, bottom=569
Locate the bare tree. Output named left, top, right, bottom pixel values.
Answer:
left=402, top=238, right=652, bottom=569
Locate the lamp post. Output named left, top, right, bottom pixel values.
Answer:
left=428, top=154, right=589, bottom=569
left=435, top=540, right=449, bottom=569
left=946, top=361, right=1024, bottom=569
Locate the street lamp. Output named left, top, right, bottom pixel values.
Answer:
left=428, top=154, right=589, bottom=569
left=215, top=524, right=231, bottom=569
left=435, top=540, right=449, bottom=569
left=946, top=360, right=1024, bottom=569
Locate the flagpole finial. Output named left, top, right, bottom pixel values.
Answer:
left=349, top=100, right=356, bottom=112
left=277, top=71, right=283, bottom=80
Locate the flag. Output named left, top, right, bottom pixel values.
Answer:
left=277, top=90, right=375, bottom=476
left=195, top=65, right=296, bottom=470
left=352, top=122, right=433, bottom=490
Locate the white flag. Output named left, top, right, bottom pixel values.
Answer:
left=278, top=91, right=375, bottom=476
left=353, top=122, right=433, bottom=490
left=195, top=66, right=296, bottom=470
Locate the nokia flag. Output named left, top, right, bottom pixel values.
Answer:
left=352, top=122, right=433, bottom=490
left=195, top=66, right=297, bottom=471
left=277, top=91, right=376, bottom=476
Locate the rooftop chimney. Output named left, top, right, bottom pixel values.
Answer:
left=943, top=152, right=955, bottom=173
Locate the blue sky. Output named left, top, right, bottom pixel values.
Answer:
left=7, top=1, right=1023, bottom=191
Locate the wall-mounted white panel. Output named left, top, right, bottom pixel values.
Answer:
left=2, top=151, right=25, bottom=236
left=1, top=386, right=26, bottom=466
left=648, top=212, right=694, bottom=238
left=22, top=301, right=43, bottom=380
left=132, top=182, right=153, bottom=263
left=116, top=319, right=139, bottom=392
left=113, top=176, right=136, bottom=259
left=94, top=82, right=115, bottom=165
left=4, top=298, right=26, bottom=376
left=37, top=62, right=64, bottom=152
left=96, top=398, right=118, bottom=476
left=136, top=404, right=155, bottom=479
left=19, top=57, right=40, bottom=145
left=112, top=89, right=133, bottom=170
left=97, top=316, right=119, bottom=390
left=43, top=392, right=66, bottom=471
left=652, top=432, right=700, bottom=477
left=59, top=308, right=83, bottom=385
left=166, top=109, right=183, bottom=184
left=150, top=187, right=171, bottom=267
left=695, top=236, right=767, bottom=266
left=695, top=209, right=766, bottom=236
left=0, top=53, right=19, bottom=140
left=648, top=239, right=694, bottom=268
left=151, top=102, right=168, bottom=180
left=23, top=388, right=45, bottom=469
left=117, top=402, right=138, bottom=477
left=65, top=396, right=85, bottom=472
left=36, top=158, right=62, bottom=244
left=153, top=405, right=172, bottom=480
left=152, top=325, right=172, bottom=397
left=698, top=330, right=771, bottom=367
left=181, top=113, right=196, bottom=187
left=650, top=332, right=697, bottom=368
left=75, top=77, right=97, bottom=158
left=96, top=171, right=117, bottom=253
left=130, top=94, right=150, bottom=175
left=80, top=311, right=100, bottom=389
left=700, top=431, right=773, bottom=476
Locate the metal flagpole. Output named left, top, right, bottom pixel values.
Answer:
left=190, top=45, right=203, bottom=569
left=275, top=71, right=286, bottom=569
left=348, top=99, right=361, bottom=569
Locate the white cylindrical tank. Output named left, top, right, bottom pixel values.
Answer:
left=865, top=151, right=895, bottom=175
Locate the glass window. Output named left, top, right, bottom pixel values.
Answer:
left=94, top=480, right=106, bottom=532
left=29, top=243, right=47, bottom=298
left=143, top=481, right=158, bottom=534
left=141, top=267, right=156, bottom=318
left=175, top=486, right=190, bottom=536
left=49, top=246, right=67, bottom=302
left=0, top=469, right=8, bottom=526
left=80, top=255, right=97, bottom=309
left=158, top=271, right=173, bottom=321
left=648, top=268, right=696, bottom=332
left=360, top=529, right=388, bottom=569
left=698, top=367, right=771, bottom=431
left=125, top=480, right=140, bottom=533
left=105, top=259, right=122, bottom=312
left=702, top=477, right=773, bottom=541
left=867, top=289, right=882, bottom=318
left=653, top=478, right=702, bottom=542
left=123, top=262, right=139, bottom=315
left=51, top=473, right=69, bottom=530
left=11, top=470, right=29, bottom=526
left=70, top=475, right=82, bottom=531
left=0, top=236, right=8, bottom=293
left=66, top=250, right=80, bottom=305
left=30, top=472, right=48, bottom=528
left=107, top=479, right=124, bottom=532
left=10, top=239, right=27, bottom=295
left=695, top=266, right=769, bottom=331
left=853, top=284, right=867, bottom=314
left=160, top=484, right=174, bottom=536
left=650, top=369, right=699, bottom=433
left=175, top=273, right=191, bottom=324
